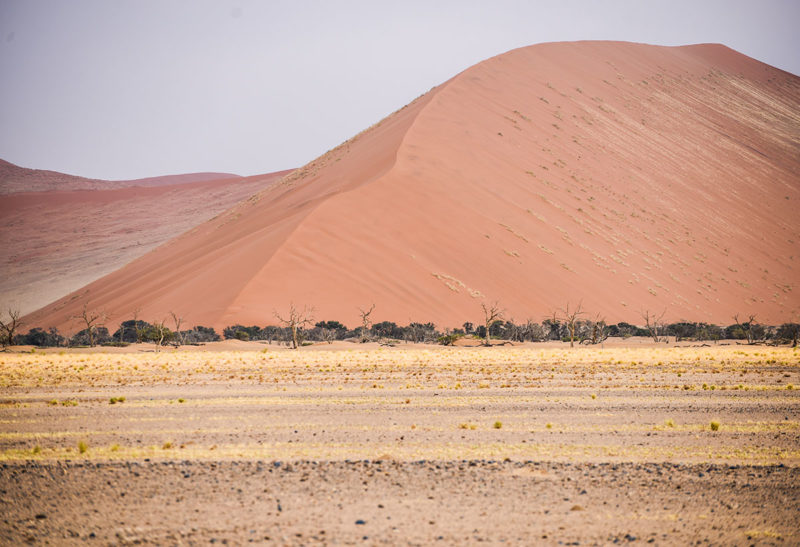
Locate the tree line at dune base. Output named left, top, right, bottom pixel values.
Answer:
left=2, top=316, right=799, bottom=350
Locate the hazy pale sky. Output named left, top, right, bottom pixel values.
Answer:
left=1, top=0, right=798, bottom=180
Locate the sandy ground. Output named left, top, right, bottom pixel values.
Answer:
left=1, top=345, right=798, bottom=544
left=3, top=460, right=797, bottom=545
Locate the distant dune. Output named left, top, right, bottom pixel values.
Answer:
left=1, top=169, right=292, bottom=314
left=0, top=158, right=241, bottom=194
left=21, top=41, right=800, bottom=333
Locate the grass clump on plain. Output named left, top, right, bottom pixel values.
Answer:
left=710, top=420, right=720, bottom=431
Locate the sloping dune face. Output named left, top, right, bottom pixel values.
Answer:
left=25, top=41, right=800, bottom=333
left=1, top=171, right=290, bottom=315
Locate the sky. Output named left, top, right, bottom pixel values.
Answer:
left=1, top=0, right=798, bottom=180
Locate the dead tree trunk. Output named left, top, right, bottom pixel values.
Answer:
left=74, top=303, right=105, bottom=347
left=275, top=304, right=314, bottom=349
left=169, top=311, right=185, bottom=347
left=0, top=307, right=22, bottom=348
left=560, top=302, right=584, bottom=348
left=641, top=309, right=666, bottom=343
left=358, top=304, right=376, bottom=343
left=481, top=302, right=503, bottom=347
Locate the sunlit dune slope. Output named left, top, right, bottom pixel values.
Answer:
left=24, top=41, right=800, bottom=332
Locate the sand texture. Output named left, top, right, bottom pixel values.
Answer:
left=21, top=41, right=800, bottom=332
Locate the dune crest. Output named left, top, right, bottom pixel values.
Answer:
left=22, top=41, right=800, bottom=333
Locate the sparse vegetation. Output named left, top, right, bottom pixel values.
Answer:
left=0, top=307, right=23, bottom=348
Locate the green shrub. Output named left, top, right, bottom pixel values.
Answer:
left=437, top=333, right=462, bottom=346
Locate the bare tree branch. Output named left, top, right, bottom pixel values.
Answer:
left=151, top=318, right=171, bottom=352
left=73, top=303, right=106, bottom=347
left=559, top=301, right=584, bottom=348
left=733, top=313, right=761, bottom=345
left=588, top=312, right=609, bottom=346
left=275, top=303, right=315, bottom=349
left=169, top=311, right=185, bottom=347
left=358, top=304, right=376, bottom=343
left=481, top=301, right=504, bottom=347
left=0, top=307, right=22, bottom=348
left=640, top=309, right=666, bottom=343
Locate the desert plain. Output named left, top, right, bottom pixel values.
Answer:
left=1, top=341, right=798, bottom=545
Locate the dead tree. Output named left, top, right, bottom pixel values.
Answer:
left=0, top=307, right=22, bottom=348
left=525, top=318, right=545, bottom=342
left=358, top=304, right=376, bottom=343
left=588, top=313, right=609, bottom=345
left=733, top=314, right=762, bottom=345
left=169, top=311, right=185, bottom=347
left=481, top=301, right=504, bottom=347
left=321, top=327, right=335, bottom=344
left=275, top=303, right=315, bottom=349
left=132, top=308, right=146, bottom=343
left=74, top=303, right=106, bottom=347
left=641, top=309, right=666, bottom=343
left=151, top=319, right=171, bottom=352
left=560, top=301, right=584, bottom=348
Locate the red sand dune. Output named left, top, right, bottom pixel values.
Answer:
left=0, top=158, right=241, bottom=194
left=22, top=41, right=800, bottom=333
left=1, top=170, right=292, bottom=315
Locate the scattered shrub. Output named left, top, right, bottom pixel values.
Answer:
left=14, top=327, right=64, bottom=347
left=437, top=333, right=461, bottom=346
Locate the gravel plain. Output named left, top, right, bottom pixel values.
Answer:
left=1, top=344, right=798, bottom=545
